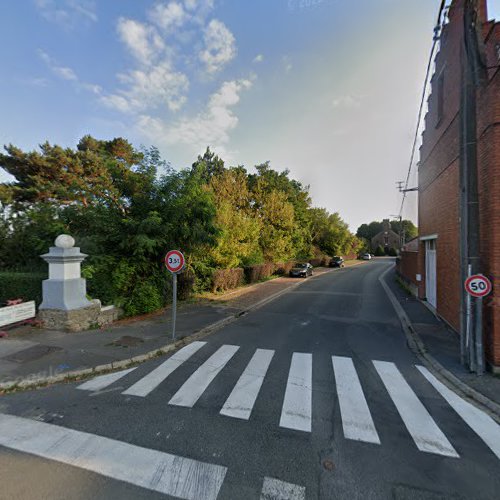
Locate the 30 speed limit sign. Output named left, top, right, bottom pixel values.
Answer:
left=464, top=274, right=492, bottom=298
left=164, top=250, right=185, bottom=274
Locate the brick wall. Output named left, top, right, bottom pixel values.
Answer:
left=396, top=251, right=420, bottom=288
left=418, top=0, right=500, bottom=366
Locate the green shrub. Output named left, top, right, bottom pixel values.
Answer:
left=374, top=245, right=385, bottom=257
left=212, top=268, right=244, bottom=292
left=122, top=279, right=163, bottom=317
left=0, top=272, right=46, bottom=306
left=388, top=247, right=398, bottom=257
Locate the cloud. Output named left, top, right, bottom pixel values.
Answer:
left=138, top=78, right=253, bottom=155
left=150, top=2, right=187, bottom=32
left=38, top=49, right=78, bottom=81
left=199, top=19, right=236, bottom=74
left=331, top=94, right=362, bottom=108
left=117, top=18, right=165, bottom=63
left=34, top=0, right=97, bottom=27
left=253, top=54, right=264, bottom=63
left=282, top=55, right=293, bottom=73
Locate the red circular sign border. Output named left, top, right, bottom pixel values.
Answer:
left=164, top=250, right=185, bottom=273
left=464, top=274, right=492, bottom=298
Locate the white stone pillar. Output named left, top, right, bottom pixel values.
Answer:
left=39, top=234, right=93, bottom=311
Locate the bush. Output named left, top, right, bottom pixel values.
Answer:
left=211, top=268, right=244, bottom=292
left=244, top=263, right=275, bottom=283
left=309, top=258, right=323, bottom=267
left=388, top=247, right=398, bottom=257
left=178, top=271, right=195, bottom=300
left=374, top=245, right=385, bottom=257
left=274, top=261, right=295, bottom=275
left=121, top=279, right=163, bottom=317
left=0, top=272, right=46, bottom=306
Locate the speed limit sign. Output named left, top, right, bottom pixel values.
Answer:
left=165, top=250, right=185, bottom=274
left=465, top=274, right=492, bottom=298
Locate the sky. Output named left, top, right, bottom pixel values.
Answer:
left=1, top=1, right=499, bottom=231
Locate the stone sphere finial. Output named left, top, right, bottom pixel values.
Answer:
left=55, top=234, right=75, bottom=249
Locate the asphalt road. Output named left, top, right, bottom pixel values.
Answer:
left=1, top=260, right=499, bottom=500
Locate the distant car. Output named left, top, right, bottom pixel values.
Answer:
left=329, top=256, right=345, bottom=268
left=362, top=253, right=372, bottom=260
left=289, top=263, right=313, bottom=277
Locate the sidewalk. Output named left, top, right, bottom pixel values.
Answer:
left=384, top=266, right=500, bottom=412
left=0, top=266, right=340, bottom=391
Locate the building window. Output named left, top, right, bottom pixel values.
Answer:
left=384, top=236, right=389, bottom=245
left=437, top=72, right=444, bottom=125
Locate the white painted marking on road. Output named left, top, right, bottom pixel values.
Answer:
left=260, top=476, right=305, bottom=500
left=0, top=413, right=226, bottom=500
left=279, top=353, right=312, bottom=432
left=220, top=349, right=274, bottom=420
left=77, top=367, right=137, bottom=392
left=169, top=344, right=240, bottom=407
left=332, top=356, right=380, bottom=444
left=373, top=360, right=458, bottom=457
left=417, top=365, right=500, bottom=460
left=122, top=341, right=207, bottom=397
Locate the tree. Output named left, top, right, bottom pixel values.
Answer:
left=390, top=219, right=418, bottom=242
left=208, top=168, right=261, bottom=268
left=190, top=147, right=225, bottom=182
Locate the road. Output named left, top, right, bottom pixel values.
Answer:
left=0, top=260, right=499, bottom=499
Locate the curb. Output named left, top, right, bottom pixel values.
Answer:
left=0, top=267, right=339, bottom=393
left=379, top=265, right=500, bottom=423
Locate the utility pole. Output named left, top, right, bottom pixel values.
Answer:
left=459, top=0, right=486, bottom=374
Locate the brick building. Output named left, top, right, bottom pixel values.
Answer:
left=371, top=219, right=400, bottom=252
left=401, top=0, right=500, bottom=371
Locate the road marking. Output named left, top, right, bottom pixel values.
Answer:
left=417, top=365, right=500, bottom=460
left=260, top=477, right=305, bottom=500
left=332, top=356, right=380, bottom=444
left=77, top=367, right=137, bottom=392
left=279, top=353, right=312, bottom=432
left=220, top=349, right=275, bottom=420
left=169, top=345, right=240, bottom=407
left=122, top=341, right=207, bottom=397
left=0, top=413, right=226, bottom=500
left=373, top=360, right=458, bottom=457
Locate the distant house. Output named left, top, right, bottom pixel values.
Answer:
left=371, top=219, right=400, bottom=252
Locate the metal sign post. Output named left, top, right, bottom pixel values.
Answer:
left=164, top=250, right=185, bottom=341
left=172, top=273, right=177, bottom=340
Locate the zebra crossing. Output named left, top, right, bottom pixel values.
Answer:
left=77, top=341, right=500, bottom=461
left=0, top=412, right=306, bottom=500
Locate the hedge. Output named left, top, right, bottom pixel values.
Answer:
left=274, top=261, right=295, bottom=275
left=244, top=263, right=275, bottom=284
left=0, top=272, right=47, bottom=306
left=211, top=268, right=244, bottom=292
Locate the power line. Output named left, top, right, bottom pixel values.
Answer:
left=398, top=0, right=447, bottom=219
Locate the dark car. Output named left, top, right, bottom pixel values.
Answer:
left=289, top=263, right=313, bottom=277
left=329, top=256, right=344, bottom=268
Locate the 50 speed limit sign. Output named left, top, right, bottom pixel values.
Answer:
left=464, top=274, right=492, bottom=298
left=164, top=250, right=185, bottom=274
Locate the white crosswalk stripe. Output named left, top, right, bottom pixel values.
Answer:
left=220, top=348, right=275, bottom=420
left=75, top=343, right=500, bottom=461
left=260, top=477, right=305, bottom=500
left=332, top=355, right=380, bottom=444
left=123, top=341, right=207, bottom=397
left=77, top=367, right=137, bottom=392
left=0, top=412, right=227, bottom=500
left=417, top=365, right=500, bottom=460
left=374, top=360, right=458, bottom=457
left=169, top=344, right=240, bottom=407
left=279, top=352, right=312, bottom=432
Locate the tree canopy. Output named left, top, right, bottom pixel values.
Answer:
left=1, top=138, right=361, bottom=314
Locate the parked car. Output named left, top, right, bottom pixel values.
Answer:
left=289, top=263, right=313, bottom=277
left=362, top=253, right=372, bottom=260
left=329, top=256, right=345, bottom=268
